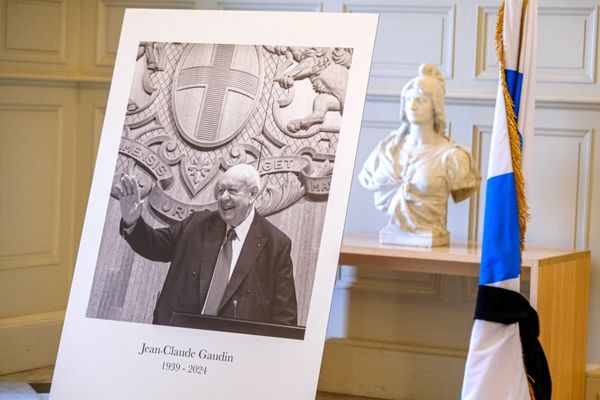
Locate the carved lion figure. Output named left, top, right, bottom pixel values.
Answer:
left=266, top=46, right=353, bottom=133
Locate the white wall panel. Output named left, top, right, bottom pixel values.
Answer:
left=0, top=265, right=69, bottom=317
left=0, top=105, right=62, bottom=269
left=0, top=311, right=64, bottom=375
left=526, top=128, right=592, bottom=249
left=347, top=3, right=455, bottom=92
left=345, top=119, right=395, bottom=234
left=538, top=7, right=598, bottom=83
left=338, top=266, right=442, bottom=297
left=471, top=124, right=492, bottom=242
left=474, top=6, right=498, bottom=80
left=1, top=0, right=67, bottom=63
left=474, top=6, right=598, bottom=84
left=0, top=0, right=80, bottom=75
left=0, top=84, right=76, bottom=372
left=320, top=338, right=466, bottom=399
left=95, top=0, right=195, bottom=67
left=472, top=124, right=592, bottom=250
left=73, top=84, right=109, bottom=266
left=464, top=123, right=485, bottom=240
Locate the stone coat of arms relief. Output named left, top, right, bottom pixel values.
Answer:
left=114, top=43, right=352, bottom=222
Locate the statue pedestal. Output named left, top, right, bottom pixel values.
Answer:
left=379, top=223, right=449, bottom=247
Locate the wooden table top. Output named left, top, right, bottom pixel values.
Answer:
left=340, top=231, right=589, bottom=272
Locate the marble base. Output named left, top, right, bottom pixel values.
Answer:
left=379, top=224, right=449, bottom=247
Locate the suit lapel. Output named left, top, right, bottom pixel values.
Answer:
left=218, top=214, right=267, bottom=312
left=199, top=215, right=226, bottom=300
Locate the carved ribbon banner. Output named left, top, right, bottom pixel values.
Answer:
left=131, top=154, right=333, bottom=222
left=148, top=185, right=217, bottom=222
left=257, top=156, right=332, bottom=196
left=118, top=138, right=173, bottom=190
left=301, top=173, right=331, bottom=196
left=256, top=156, right=309, bottom=175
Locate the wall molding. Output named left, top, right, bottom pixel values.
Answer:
left=470, top=124, right=492, bottom=242
left=216, top=1, right=322, bottom=11
left=0, top=103, right=64, bottom=270
left=0, top=310, right=64, bottom=375
left=470, top=124, right=592, bottom=250
left=336, top=266, right=442, bottom=298
left=587, top=366, right=600, bottom=400
left=463, top=277, right=478, bottom=300
left=537, top=6, right=598, bottom=83
left=0, top=74, right=111, bottom=89
left=360, top=118, right=398, bottom=131
left=463, top=277, right=529, bottom=303
left=367, top=91, right=600, bottom=110
left=0, top=253, right=59, bottom=271
left=0, top=310, right=64, bottom=329
left=322, top=323, right=570, bottom=399
left=474, top=6, right=498, bottom=80
left=2, top=82, right=599, bottom=111
left=324, top=337, right=466, bottom=357
left=319, top=337, right=466, bottom=399
left=0, top=0, right=68, bottom=64
left=468, top=124, right=487, bottom=241
left=534, top=127, right=593, bottom=249
left=474, top=6, right=598, bottom=83
left=92, top=106, right=107, bottom=156
left=345, top=3, right=455, bottom=79
left=95, top=0, right=195, bottom=67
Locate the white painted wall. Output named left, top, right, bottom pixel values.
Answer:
left=330, top=0, right=600, bottom=397
left=0, top=0, right=598, bottom=397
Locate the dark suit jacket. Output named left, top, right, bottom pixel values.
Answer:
left=121, top=210, right=297, bottom=326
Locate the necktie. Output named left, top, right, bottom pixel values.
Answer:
left=203, top=228, right=237, bottom=315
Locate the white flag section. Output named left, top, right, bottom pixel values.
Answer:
left=461, top=0, right=550, bottom=399
left=463, top=321, right=530, bottom=399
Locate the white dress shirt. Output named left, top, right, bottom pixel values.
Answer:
left=227, top=206, right=255, bottom=279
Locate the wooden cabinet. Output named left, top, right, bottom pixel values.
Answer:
left=339, top=233, right=590, bottom=399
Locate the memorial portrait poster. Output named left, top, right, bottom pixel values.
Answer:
left=51, top=9, right=377, bottom=400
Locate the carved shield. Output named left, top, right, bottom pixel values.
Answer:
left=172, top=44, right=264, bottom=148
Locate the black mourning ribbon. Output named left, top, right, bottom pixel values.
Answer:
left=475, top=285, right=552, bottom=400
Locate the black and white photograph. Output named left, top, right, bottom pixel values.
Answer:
left=86, top=42, right=354, bottom=339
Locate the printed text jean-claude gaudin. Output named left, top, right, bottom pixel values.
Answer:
left=138, top=342, right=234, bottom=362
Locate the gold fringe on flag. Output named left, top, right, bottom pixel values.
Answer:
left=528, top=382, right=536, bottom=400
left=495, top=0, right=531, bottom=252
left=498, top=4, right=535, bottom=399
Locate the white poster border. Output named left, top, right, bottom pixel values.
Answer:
left=51, top=9, right=377, bottom=400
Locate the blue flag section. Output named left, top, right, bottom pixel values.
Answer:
left=480, top=173, right=520, bottom=285
left=461, top=0, right=552, bottom=399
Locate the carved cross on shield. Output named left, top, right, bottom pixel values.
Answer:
left=172, top=44, right=264, bottom=149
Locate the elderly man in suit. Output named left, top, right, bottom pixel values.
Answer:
left=115, top=164, right=298, bottom=326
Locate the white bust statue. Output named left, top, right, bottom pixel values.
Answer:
left=358, top=64, right=481, bottom=247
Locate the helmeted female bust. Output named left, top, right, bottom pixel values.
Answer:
left=359, top=64, right=480, bottom=247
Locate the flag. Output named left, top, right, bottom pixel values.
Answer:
left=461, top=0, right=551, bottom=399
